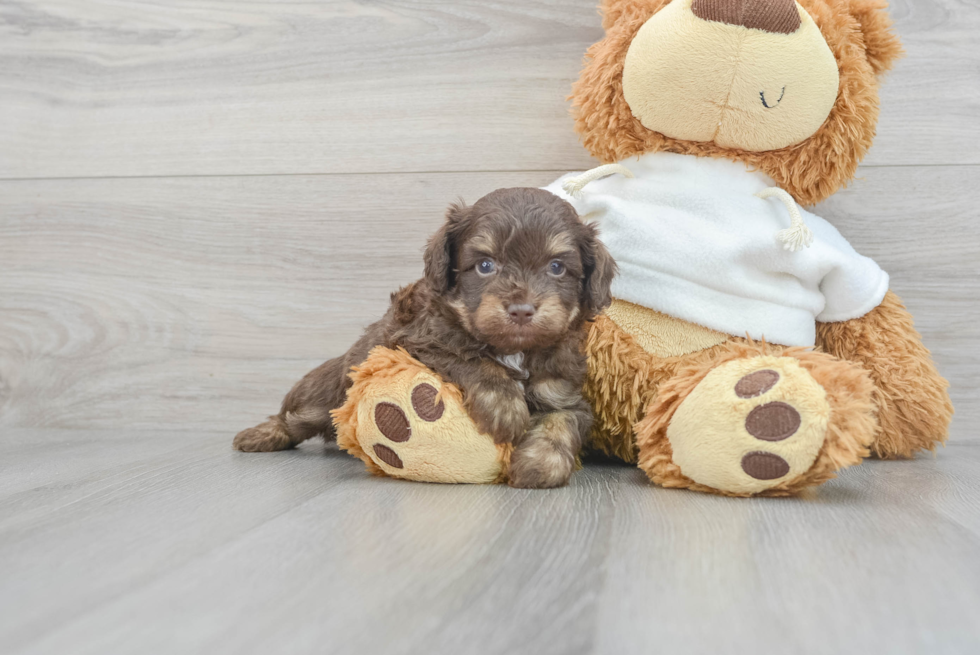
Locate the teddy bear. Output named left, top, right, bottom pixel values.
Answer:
left=334, top=0, right=953, bottom=496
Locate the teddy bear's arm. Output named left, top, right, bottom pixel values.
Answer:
left=815, top=290, right=953, bottom=458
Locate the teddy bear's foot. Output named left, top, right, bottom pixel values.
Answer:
left=332, top=347, right=509, bottom=484
left=636, top=345, right=878, bottom=496
left=665, top=357, right=830, bottom=495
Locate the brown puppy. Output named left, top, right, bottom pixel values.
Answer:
left=234, top=187, right=616, bottom=488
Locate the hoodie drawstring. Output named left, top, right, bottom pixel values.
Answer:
left=561, top=164, right=635, bottom=198
left=756, top=187, right=814, bottom=252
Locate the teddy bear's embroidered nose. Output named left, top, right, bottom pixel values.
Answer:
left=692, top=0, right=802, bottom=35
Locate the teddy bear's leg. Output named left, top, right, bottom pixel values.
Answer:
left=584, top=313, right=681, bottom=462
left=332, top=347, right=510, bottom=484
left=634, top=342, right=878, bottom=497
left=817, top=290, right=953, bottom=459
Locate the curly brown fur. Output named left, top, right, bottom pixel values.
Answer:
left=508, top=409, right=591, bottom=489
left=234, top=188, right=616, bottom=488
left=571, top=0, right=903, bottom=206
left=817, top=290, right=953, bottom=458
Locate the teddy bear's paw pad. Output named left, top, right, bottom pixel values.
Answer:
left=374, top=403, right=412, bottom=442
left=365, top=385, right=436, bottom=473
left=372, top=443, right=404, bottom=469
left=744, top=401, right=800, bottom=442
left=411, top=384, right=445, bottom=421
left=740, top=451, right=790, bottom=480
left=667, top=357, right=830, bottom=494
left=735, top=369, right=780, bottom=398
left=354, top=374, right=504, bottom=484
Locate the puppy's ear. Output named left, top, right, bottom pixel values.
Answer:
left=580, top=223, right=617, bottom=315
left=424, top=201, right=467, bottom=293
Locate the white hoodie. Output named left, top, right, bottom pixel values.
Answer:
left=544, top=152, right=888, bottom=347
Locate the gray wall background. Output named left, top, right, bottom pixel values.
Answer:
left=0, top=0, right=976, bottom=440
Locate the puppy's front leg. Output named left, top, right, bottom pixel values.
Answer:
left=465, top=370, right=531, bottom=445
left=509, top=377, right=592, bottom=488
left=422, top=354, right=529, bottom=445
left=507, top=410, right=591, bottom=489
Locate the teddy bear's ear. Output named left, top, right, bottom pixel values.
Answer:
left=848, top=0, right=904, bottom=76
left=599, top=0, right=632, bottom=29
left=599, top=0, right=667, bottom=30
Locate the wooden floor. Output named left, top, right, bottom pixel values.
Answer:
left=1, top=0, right=979, bottom=653
left=2, top=431, right=979, bottom=655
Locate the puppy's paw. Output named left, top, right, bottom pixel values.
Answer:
left=233, top=418, right=293, bottom=452
left=466, top=384, right=530, bottom=445
left=507, top=412, right=578, bottom=489
left=507, top=444, right=574, bottom=489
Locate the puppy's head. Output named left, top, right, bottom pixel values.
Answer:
left=424, top=187, right=616, bottom=354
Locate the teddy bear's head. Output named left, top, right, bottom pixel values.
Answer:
left=571, top=0, right=902, bottom=205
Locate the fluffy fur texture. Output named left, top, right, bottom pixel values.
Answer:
left=235, top=187, right=615, bottom=489
left=571, top=0, right=903, bottom=206
left=817, top=290, right=953, bottom=458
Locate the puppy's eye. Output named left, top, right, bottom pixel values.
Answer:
left=548, top=260, right=566, bottom=277
left=476, top=259, right=497, bottom=277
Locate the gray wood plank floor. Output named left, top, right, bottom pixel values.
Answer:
left=2, top=0, right=979, bottom=653
left=2, top=430, right=979, bottom=655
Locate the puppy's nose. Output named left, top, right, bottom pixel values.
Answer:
left=507, top=304, right=536, bottom=326
left=692, top=0, right=801, bottom=34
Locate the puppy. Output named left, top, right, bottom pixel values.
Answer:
left=234, top=187, right=616, bottom=488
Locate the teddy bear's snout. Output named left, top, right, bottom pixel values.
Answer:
left=620, top=0, right=839, bottom=152
left=691, top=0, right=801, bottom=34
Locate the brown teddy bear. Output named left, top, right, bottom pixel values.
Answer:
left=335, top=0, right=953, bottom=496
